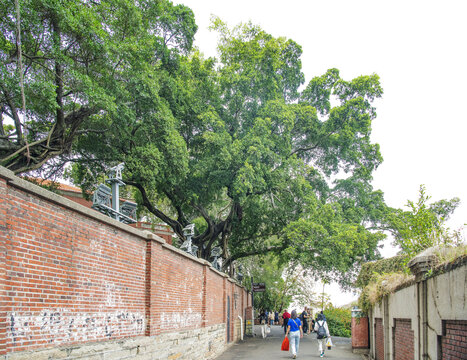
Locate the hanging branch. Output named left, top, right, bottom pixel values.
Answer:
left=14, top=0, right=30, bottom=161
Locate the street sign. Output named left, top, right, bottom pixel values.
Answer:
left=252, top=282, right=266, bottom=292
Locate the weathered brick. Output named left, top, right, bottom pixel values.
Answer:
left=393, top=318, right=414, bottom=360
left=0, top=169, right=251, bottom=359
left=375, top=318, right=384, bottom=360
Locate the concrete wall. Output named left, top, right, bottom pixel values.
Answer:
left=0, top=166, right=250, bottom=359
left=368, top=259, right=467, bottom=360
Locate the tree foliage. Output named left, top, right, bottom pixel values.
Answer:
left=241, top=254, right=294, bottom=312
left=385, top=185, right=461, bottom=262
left=323, top=306, right=351, bottom=337
left=0, top=0, right=196, bottom=174
left=241, top=254, right=321, bottom=312
left=3, top=4, right=389, bottom=284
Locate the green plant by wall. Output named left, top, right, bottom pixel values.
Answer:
left=356, top=244, right=466, bottom=315
left=386, top=185, right=461, bottom=266
left=355, top=255, right=405, bottom=289
left=323, top=306, right=351, bottom=338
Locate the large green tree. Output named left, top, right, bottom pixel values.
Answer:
left=68, top=19, right=387, bottom=285
left=0, top=0, right=196, bottom=174
left=3, top=3, right=388, bottom=284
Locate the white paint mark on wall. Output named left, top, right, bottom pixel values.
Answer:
left=105, top=282, right=122, bottom=307
left=8, top=309, right=145, bottom=345
left=160, top=309, right=202, bottom=329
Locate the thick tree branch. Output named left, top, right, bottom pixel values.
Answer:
left=125, top=180, right=185, bottom=240
left=223, top=244, right=287, bottom=270
left=0, top=85, right=23, bottom=144
left=162, top=189, right=189, bottom=226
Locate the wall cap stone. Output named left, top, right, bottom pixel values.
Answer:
left=144, top=230, right=165, bottom=244
left=162, top=242, right=208, bottom=265
left=408, top=246, right=451, bottom=281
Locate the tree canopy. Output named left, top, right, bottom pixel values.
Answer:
left=385, top=185, right=462, bottom=262
left=1, top=0, right=196, bottom=174
left=2, top=3, right=389, bottom=286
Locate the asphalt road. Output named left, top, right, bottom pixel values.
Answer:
left=215, top=324, right=362, bottom=360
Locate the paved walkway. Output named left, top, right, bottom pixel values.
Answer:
left=216, top=325, right=362, bottom=360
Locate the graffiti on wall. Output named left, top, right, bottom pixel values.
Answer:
left=160, top=309, right=202, bottom=329
left=8, top=309, right=145, bottom=345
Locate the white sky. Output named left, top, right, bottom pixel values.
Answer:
left=173, top=0, right=467, bottom=305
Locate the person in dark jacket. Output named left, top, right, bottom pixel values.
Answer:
left=282, top=309, right=291, bottom=334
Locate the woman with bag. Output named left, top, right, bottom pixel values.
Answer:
left=314, top=313, right=330, bottom=358
left=284, top=310, right=303, bottom=359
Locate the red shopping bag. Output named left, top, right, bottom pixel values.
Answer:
left=281, top=337, right=289, bottom=351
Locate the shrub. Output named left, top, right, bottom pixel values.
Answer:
left=355, top=255, right=405, bottom=289
left=323, top=306, right=351, bottom=338
left=358, top=272, right=414, bottom=314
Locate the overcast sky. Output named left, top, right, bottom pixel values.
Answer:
left=173, top=0, right=467, bottom=305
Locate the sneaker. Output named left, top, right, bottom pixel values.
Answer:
left=320, top=351, right=324, bottom=357
left=292, top=355, right=296, bottom=359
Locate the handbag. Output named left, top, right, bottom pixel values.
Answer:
left=281, top=336, right=289, bottom=351
left=266, top=326, right=271, bottom=334
left=326, top=337, right=333, bottom=350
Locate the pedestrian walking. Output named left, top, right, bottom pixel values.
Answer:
left=259, top=310, right=268, bottom=338
left=268, top=311, right=274, bottom=326
left=314, top=313, right=330, bottom=357
left=282, top=309, right=291, bottom=334
left=285, top=310, right=303, bottom=359
left=300, top=307, right=308, bottom=334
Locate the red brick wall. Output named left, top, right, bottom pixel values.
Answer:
left=375, top=317, right=384, bottom=360
left=0, top=178, right=8, bottom=356
left=5, top=185, right=147, bottom=352
left=440, top=320, right=467, bottom=360
left=393, top=318, right=414, bottom=360
left=0, top=172, right=249, bottom=356
left=205, top=268, right=226, bottom=326
left=351, top=316, right=369, bottom=349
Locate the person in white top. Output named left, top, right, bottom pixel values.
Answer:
left=314, top=313, right=330, bottom=357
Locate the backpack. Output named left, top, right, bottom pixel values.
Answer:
left=317, top=321, right=326, bottom=339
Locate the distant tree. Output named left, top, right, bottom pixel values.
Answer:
left=241, top=254, right=294, bottom=312
left=386, top=184, right=462, bottom=262
left=241, top=254, right=319, bottom=312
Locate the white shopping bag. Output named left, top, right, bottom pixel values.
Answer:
left=326, top=337, right=333, bottom=349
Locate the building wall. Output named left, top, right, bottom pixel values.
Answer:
left=368, top=259, right=467, bottom=360
left=374, top=318, right=384, bottom=360
left=0, top=167, right=250, bottom=359
left=393, top=319, right=414, bottom=360
left=439, top=320, right=467, bottom=360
